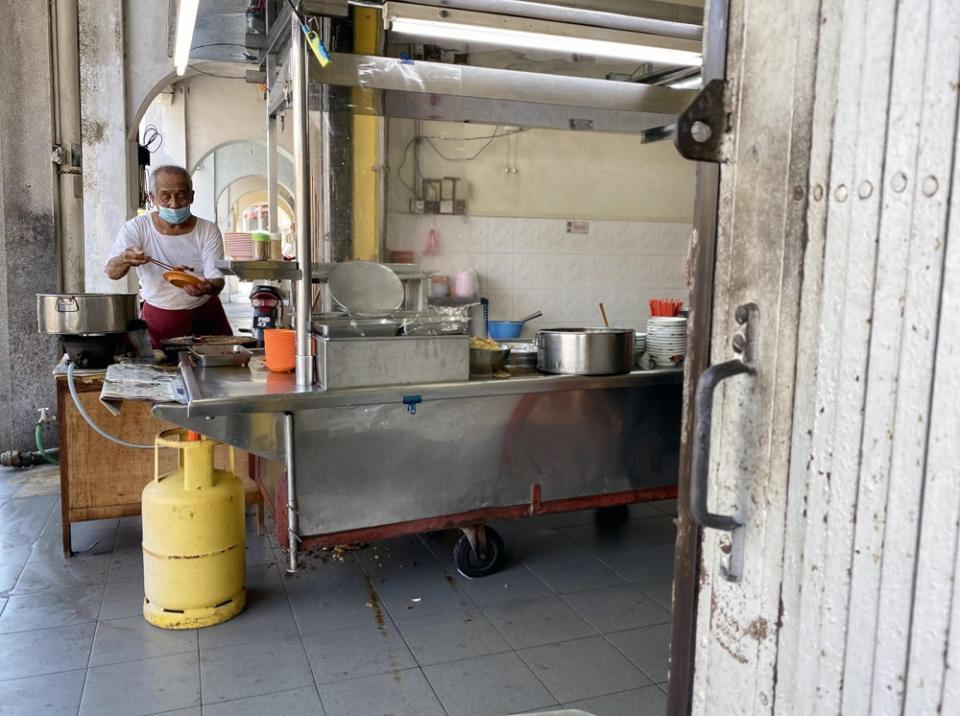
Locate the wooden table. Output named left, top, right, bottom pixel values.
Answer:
left=56, top=371, right=263, bottom=557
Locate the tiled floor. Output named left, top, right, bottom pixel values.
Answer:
left=0, top=464, right=676, bottom=716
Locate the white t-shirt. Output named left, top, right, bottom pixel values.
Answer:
left=106, top=213, right=225, bottom=310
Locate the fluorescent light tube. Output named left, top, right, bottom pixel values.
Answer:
left=174, top=0, right=200, bottom=76
left=385, top=4, right=702, bottom=68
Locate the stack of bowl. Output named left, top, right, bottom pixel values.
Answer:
left=264, top=328, right=296, bottom=373
left=646, top=317, right=687, bottom=367
left=634, top=332, right=647, bottom=367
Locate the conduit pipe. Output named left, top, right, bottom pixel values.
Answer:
left=51, top=0, right=85, bottom=292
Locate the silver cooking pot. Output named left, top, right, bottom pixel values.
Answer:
left=536, top=328, right=635, bottom=375
left=37, top=293, right=139, bottom=335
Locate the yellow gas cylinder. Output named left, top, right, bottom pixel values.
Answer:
left=142, top=429, right=246, bottom=629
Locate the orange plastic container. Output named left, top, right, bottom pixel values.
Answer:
left=263, top=329, right=296, bottom=373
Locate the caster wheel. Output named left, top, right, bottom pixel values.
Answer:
left=454, top=528, right=506, bottom=579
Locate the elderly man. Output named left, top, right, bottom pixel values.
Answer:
left=105, top=165, right=233, bottom=347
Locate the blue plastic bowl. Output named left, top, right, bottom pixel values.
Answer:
left=488, top=321, right=524, bottom=339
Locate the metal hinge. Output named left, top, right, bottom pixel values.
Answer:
left=674, top=79, right=732, bottom=164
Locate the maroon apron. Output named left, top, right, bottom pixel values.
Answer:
left=141, top=296, right=234, bottom=348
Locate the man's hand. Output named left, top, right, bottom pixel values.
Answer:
left=105, top=248, right=149, bottom=280
left=182, top=278, right=213, bottom=297
left=122, top=248, right=150, bottom=267
left=180, top=277, right=224, bottom=298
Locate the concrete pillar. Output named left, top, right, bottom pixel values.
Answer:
left=0, top=3, right=62, bottom=450
left=78, top=0, right=136, bottom=294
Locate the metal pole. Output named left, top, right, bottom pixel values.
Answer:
left=283, top=412, right=299, bottom=573
left=52, top=0, right=85, bottom=292
left=266, top=68, right=279, bottom=236
left=291, top=13, right=313, bottom=385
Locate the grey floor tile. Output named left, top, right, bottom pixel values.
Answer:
left=595, top=546, right=675, bottom=585
left=0, top=586, right=102, bottom=633
left=81, top=652, right=201, bottom=716
left=0, top=496, right=57, bottom=547
left=318, top=668, right=445, bottom=716
left=0, top=471, right=29, bottom=500
left=519, top=636, right=652, bottom=704
left=106, top=548, right=144, bottom=584
left=372, top=569, right=477, bottom=621
left=0, top=564, right=21, bottom=596
left=286, top=573, right=383, bottom=637
left=527, top=556, right=628, bottom=595
left=543, top=509, right=599, bottom=528
left=508, top=528, right=587, bottom=571
left=562, top=585, right=670, bottom=634
left=303, top=620, right=416, bottom=684
left=203, top=686, right=324, bottom=716
left=201, top=636, right=314, bottom=704
left=396, top=607, right=511, bottom=666
left=90, top=615, right=198, bottom=667
left=0, top=623, right=95, bottom=680
left=456, top=563, right=552, bottom=608
left=638, top=579, right=673, bottom=611
left=12, top=554, right=111, bottom=594
left=651, top=499, right=678, bottom=516
left=357, top=539, right=445, bottom=578
left=117, top=515, right=142, bottom=528
left=425, top=652, right=557, bottom=716
left=32, top=525, right=117, bottom=562
left=0, top=545, right=32, bottom=569
left=607, top=622, right=671, bottom=684
left=198, top=563, right=298, bottom=650
left=0, top=597, right=6, bottom=618
left=0, top=668, right=85, bottom=715
left=566, top=684, right=667, bottom=716
left=484, top=596, right=598, bottom=650
left=100, top=578, right=145, bottom=621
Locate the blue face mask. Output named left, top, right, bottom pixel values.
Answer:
left=157, top=206, right=191, bottom=224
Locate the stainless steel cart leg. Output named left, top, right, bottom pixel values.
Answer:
left=284, top=412, right=299, bottom=573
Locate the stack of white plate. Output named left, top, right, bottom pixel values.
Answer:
left=646, top=317, right=687, bottom=367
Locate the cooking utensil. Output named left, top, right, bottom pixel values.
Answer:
left=470, top=344, right=511, bottom=377
left=160, top=335, right=256, bottom=362
left=148, top=257, right=195, bottom=273
left=487, top=310, right=543, bottom=340
left=536, top=328, right=635, bottom=375
left=189, top=344, right=253, bottom=368
left=599, top=303, right=610, bottom=328
left=328, top=261, right=404, bottom=316
left=163, top=271, right=204, bottom=289
left=37, top=293, right=139, bottom=335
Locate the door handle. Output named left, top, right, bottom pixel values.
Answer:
left=690, top=359, right=756, bottom=531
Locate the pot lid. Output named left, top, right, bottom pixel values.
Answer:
left=328, top=261, right=404, bottom=316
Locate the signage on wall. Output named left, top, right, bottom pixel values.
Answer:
left=566, top=221, right=590, bottom=234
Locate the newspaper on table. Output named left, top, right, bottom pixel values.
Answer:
left=99, top=363, right=187, bottom=416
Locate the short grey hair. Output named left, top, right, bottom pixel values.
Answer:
left=150, top=165, right=193, bottom=192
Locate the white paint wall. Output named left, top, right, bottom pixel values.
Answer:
left=385, top=119, right=695, bottom=330
left=387, top=119, right=697, bottom=221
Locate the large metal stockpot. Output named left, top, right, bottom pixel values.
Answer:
left=37, top=293, right=139, bottom=335
left=536, top=328, right=635, bottom=375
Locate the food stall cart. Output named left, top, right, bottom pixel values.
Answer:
left=151, top=3, right=690, bottom=576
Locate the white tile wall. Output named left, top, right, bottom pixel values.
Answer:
left=386, top=214, right=691, bottom=333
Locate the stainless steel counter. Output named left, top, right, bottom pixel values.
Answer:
left=160, top=364, right=683, bottom=419
left=154, top=365, right=684, bottom=570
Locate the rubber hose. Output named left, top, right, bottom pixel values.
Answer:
left=66, top=361, right=153, bottom=450
left=34, top=423, right=59, bottom=465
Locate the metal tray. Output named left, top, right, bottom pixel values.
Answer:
left=189, top=344, right=252, bottom=367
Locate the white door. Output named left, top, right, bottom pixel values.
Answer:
left=683, top=0, right=960, bottom=713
